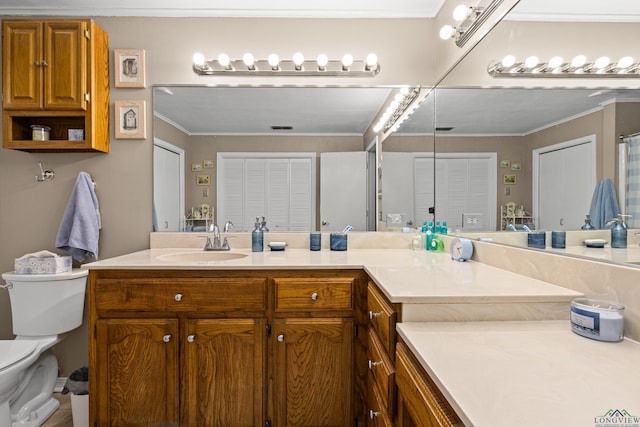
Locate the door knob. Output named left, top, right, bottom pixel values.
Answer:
left=322, top=220, right=329, bottom=226
left=187, top=335, right=195, bottom=343
left=369, top=310, right=382, bottom=320
left=368, top=360, right=382, bottom=370
left=311, top=292, right=318, bottom=301
left=277, top=334, right=284, bottom=342
left=163, top=334, right=172, bottom=343
left=174, top=294, right=183, bottom=301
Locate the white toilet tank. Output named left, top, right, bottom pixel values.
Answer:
left=1, top=269, right=88, bottom=337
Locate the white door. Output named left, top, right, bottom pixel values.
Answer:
left=382, top=152, right=416, bottom=227
left=153, top=141, right=184, bottom=231
left=320, top=152, right=367, bottom=231
left=536, top=137, right=595, bottom=230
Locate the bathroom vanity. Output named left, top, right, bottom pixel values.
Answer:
left=85, top=246, right=591, bottom=426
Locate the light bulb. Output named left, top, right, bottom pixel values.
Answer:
left=501, top=55, right=516, bottom=68
left=453, top=4, right=470, bottom=21
left=293, top=52, right=305, bottom=66
left=268, top=53, right=280, bottom=69
left=400, top=87, right=410, bottom=95
left=242, top=53, right=255, bottom=67
left=341, top=53, right=354, bottom=68
left=571, top=55, right=587, bottom=68
left=594, top=56, right=610, bottom=69
left=524, top=56, right=539, bottom=69
left=548, top=56, right=563, bottom=68
left=316, top=53, right=328, bottom=68
left=365, top=53, right=378, bottom=68
left=394, top=93, right=404, bottom=102
left=617, top=56, right=634, bottom=69
left=439, top=25, right=456, bottom=40
left=217, top=53, right=230, bottom=67
left=192, top=53, right=206, bottom=67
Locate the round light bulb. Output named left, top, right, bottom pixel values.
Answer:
left=501, top=55, right=516, bottom=68
left=524, top=56, right=539, bottom=69
left=217, top=53, right=230, bottom=67
left=394, top=93, right=404, bottom=102
left=453, top=4, right=470, bottom=21
left=594, top=56, right=610, bottom=69
left=366, top=53, right=378, bottom=67
left=571, top=55, right=587, bottom=68
left=268, top=53, right=280, bottom=68
left=316, top=53, right=328, bottom=68
left=548, top=56, right=563, bottom=68
left=617, top=56, right=634, bottom=69
left=293, top=52, right=305, bottom=66
left=192, top=52, right=206, bottom=67
left=242, top=53, right=255, bottom=67
left=341, top=53, right=354, bottom=68
left=400, top=86, right=410, bottom=95
left=439, top=25, right=456, bottom=40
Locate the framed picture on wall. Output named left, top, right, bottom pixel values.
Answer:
left=500, top=160, right=511, bottom=168
left=191, top=163, right=203, bottom=172
left=114, top=100, right=146, bottom=139
left=203, top=160, right=215, bottom=169
left=503, top=174, right=517, bottom=185
left=114, top=49, right=146, bottom=88
left=196, top=175, right=211, bottom=186
left=511, top=162, right=522, bottom=171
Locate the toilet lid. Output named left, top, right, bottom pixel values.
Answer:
left=0, top=341, right=38, bottom=370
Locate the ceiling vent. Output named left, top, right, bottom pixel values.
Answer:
left=271, top=125, right=294, bottom=130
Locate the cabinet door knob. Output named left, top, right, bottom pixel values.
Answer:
left=310, top=292, right=318, bottom=301
left=369, top=310, right=382, bottom=320
left=368, top=360, right=382, bottom=370
left=41, top=60, right=48, bottom=67
left=163, top=334, right=172, bottom=343
left=174, top=293, right=183, bottom=301
left=187, top=335, right=195, bottom=343
left=34, top=60, right=41, bottom=66
left=277, top=334, right=284, bottom=342
left=369, top=410, right=380, bottom=419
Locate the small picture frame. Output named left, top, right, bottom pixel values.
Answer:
left=203, top=160, right=215, bottom=169
left=500, top=160, right=511, bottom=168
left=191, top=163, right=203, bottom=172
left=114, top=49, right=146, bottom=88
left=114, top=100, right=146, bottom=139
left=511, top=162, right=522, bottom=171
left=196, top=175, right=211, bottom=186
left=503, top=174, right=517, bottom=185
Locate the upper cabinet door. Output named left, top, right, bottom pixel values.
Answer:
left=2, top=21, right=42, bottom=109
left=44, top=20, right=87, bottom=110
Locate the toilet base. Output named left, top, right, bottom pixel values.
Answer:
left=9, top=351, right=59, bottom=427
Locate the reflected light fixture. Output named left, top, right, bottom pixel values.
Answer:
left=488, top=55, right=640, bottom=78
left=372, top=86, right=421, bottom=134
left=192, top=52, right=380, bottom=77
left=440, top=0, right=504, bottom=48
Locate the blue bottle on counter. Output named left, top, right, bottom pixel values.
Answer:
left=252, top=217, right=263, bottom=252
left=609, top=214, right=630, bottom=249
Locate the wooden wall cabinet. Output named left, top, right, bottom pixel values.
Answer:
left=89, top=270, right=362, bottom=427
left=2, top=19, right=109, bottom=152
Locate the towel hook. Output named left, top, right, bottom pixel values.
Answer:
left=35, top=162, right=55, bottom=182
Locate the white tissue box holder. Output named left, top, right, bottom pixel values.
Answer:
left=14, top=256, right=72, bottom=274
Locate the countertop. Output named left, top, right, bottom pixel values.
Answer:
left=83, top=248, right=582, bottom=305
left=398, top=321, right=640, bottom=427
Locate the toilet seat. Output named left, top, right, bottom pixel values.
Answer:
left=0, top=341, right=37, bottom=371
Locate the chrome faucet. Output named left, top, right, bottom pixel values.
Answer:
left=200, top=222, right=232, bottom=251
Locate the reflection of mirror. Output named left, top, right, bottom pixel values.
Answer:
left=153, top=86, right=431, bottom=232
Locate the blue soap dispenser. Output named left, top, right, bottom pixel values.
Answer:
left=608, top=214, right=630, bottom=249
left=252, top=217, right=264, bottom=252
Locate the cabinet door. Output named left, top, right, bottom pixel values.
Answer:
left=273, top=318, right=353, bottom=427
left=95, top=318, right=179, bottom=427
left=2, top=21, right=42, bottom=109
left=183, top=318, right=266, bottom=427
left=44, top=20, right=87, bottom=110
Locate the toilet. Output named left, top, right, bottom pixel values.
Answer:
left=0, top=269, right=88, bottom=427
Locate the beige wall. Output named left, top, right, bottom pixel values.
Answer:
left=0, top=16, right=439, bottom=375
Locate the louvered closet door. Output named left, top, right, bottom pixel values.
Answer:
left=289, top=158, right=313, bottom=231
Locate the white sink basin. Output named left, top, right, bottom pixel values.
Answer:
left=156, top=252, right=248, bottom=263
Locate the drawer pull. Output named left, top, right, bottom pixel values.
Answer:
left=162, top=334, right=172, bottom=343
left=368, top=360, right=382, bottom=370
left=369, top=310, right=383, bottom=319
left=369, top=410, right=380, bottom=419
left=174, top=293, right=183, bottom=302
left=187, top=335, right=195, bottom=343
left=311, top=292, right=318, bottom=301
left=277, top=334, right=285, bottom=342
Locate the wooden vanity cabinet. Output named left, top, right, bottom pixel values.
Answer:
left=89, top=270, right=366, bottom=427
left=2, top=19, right=109, bottom=152
left=395, top=342, right=464, bottom=427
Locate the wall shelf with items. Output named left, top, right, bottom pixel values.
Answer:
left=184, top=205, right=213, bottom=232
left=500, top=204, right=535, bottom=230
left=2, top=19, right=110, bottom=153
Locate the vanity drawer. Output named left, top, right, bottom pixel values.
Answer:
left=367, top=283, right=396, bottom=356
left=273, top=277, right=354, bottom=312
left=368, top=328, right=395, bottom=416
left=367, top=373, right=393, bottom=427
left=94, top=278, right=266, bottom=312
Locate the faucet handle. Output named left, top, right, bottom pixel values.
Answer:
left=198, top=235, right=214, bottom=250
left=221, top=236, right=234, bottom=250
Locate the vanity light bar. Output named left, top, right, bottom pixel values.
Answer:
left=372, top=86, right=421, bottom=134
left=192, top=53, right=380, bottom=77
left=488, top=55, right=640, bottom=78
left=440, top=0, right=505, bottom=48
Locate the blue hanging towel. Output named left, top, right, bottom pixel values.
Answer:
left=55, top=172, right=101, bottom=261
left=588, top=178, right=620, bottom=229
